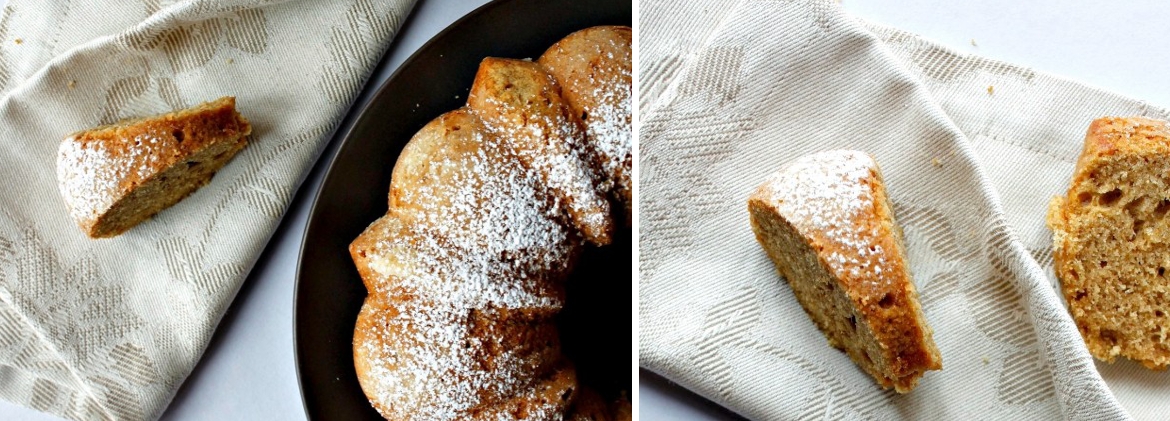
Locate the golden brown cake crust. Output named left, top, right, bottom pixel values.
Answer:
left=467, top=57, right=614, bottom=246
left=1047, top=116, right=1170, bottom=369
left=353, top=295, right=577, bottom=420
left=748, top=150, right=941, bottom=393
left=539, top=26, right=632, bottom=223
left=350, top=109, right=580, bottom=420
left=56, top=97, right=251, bottom=238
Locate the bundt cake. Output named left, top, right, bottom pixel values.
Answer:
left=351, top=109, right=579, bottom=418
left=56, top=96, right=251, bottom=238
left=748, top=150, right=942, bottom=393
left=539, top=26, right=632, bottom=222
left=1047, top=116, right=1170, bottom=369
left=350, top=26, right=631, bottom=420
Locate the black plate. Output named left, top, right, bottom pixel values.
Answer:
left=294, top=0, right=632, bottom=418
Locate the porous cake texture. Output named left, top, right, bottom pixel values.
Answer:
left=749, top=150, right=941, bottom=393
left=1048, top=116, right=1170, bottom=369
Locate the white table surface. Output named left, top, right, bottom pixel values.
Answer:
left=639, top=0, right=1170, bottom=420
left=0, top=0, right=489, bottom=419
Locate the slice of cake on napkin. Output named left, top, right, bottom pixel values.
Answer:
left=1047, top=116, right=1170, bottom=369
left=748, top=150, right=941, bottom=393
left=56, top=97, right=251, bottom=238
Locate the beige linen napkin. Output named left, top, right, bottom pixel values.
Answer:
left=641, top=0, right=1168, bottom=419
left=0, top=0, right=414, bottom=419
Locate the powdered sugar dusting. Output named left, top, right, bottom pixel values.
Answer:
left=579, top=68, right=631, bottom=201
left=467, top=59, right=613, bottom=244
left=353, top=33, right=635, bottom=418
left=366, top=127, right=573, bottom=310
left=481, top=92, right=610, bottom=238
left=57, top=132, right=164, bottom=227
left=761, top=150, right=889, bottom=286
left=357, top=300, right=565, bottom=421
left=354, top=111, right=575, bottom=420
left=576, top=35, right=631, bottom=203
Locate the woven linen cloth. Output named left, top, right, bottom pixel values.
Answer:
left=640, top=0, right=1169, bottom=419
left=0, top=0, right=414, bottom=419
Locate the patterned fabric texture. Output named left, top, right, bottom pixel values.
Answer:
left=0, top=0, right=414, bottom=420
left=640, top=0, right=1168, bottom=419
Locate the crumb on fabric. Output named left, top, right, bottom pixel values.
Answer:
left=68, top=80, right=76, bottom=89
left=13, top=38, right=22, bottom=45
left=931, top=158, right=941, bottom=168
left=987, top=85, right=994, bottom=95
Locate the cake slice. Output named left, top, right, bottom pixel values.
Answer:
left=57, top=97, right=251, bottom=238
left=1047, top=116, right=1170, bottom=369
left=748, top=150, right=941, bottom=392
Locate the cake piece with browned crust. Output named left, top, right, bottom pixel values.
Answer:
left=56, top=97, right=251, bottom=238
left=748, top=150, right=941, bottom=393
left=1047, top=116, right=1170, bottom=370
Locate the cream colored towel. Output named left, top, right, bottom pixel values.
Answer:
left=0, top=0, right=414, bottom=419
left=640, top=0, right=1168, bottom=419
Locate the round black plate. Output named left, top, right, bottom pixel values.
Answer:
left=293, top=0, right=633, bottom=419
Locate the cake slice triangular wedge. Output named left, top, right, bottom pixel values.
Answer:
left=748, top=150, right=941, bottom=393
left=56, top=97, right=250, bottom=238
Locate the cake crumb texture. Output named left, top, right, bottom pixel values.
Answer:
left=56, top=96, right=251, bottom=238
left=1047, top=116, right=1170, bottom=370
left=748, top=150, right=941, bottom=393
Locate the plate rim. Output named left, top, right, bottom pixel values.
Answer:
left=291, top=0, right=632, bottom=417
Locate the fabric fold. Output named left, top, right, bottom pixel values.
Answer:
left=860, top=19, right=1170, bottom=420
left=639, top=0, right=1156, bottom=418
left=0, top=0, right=415, bottom=419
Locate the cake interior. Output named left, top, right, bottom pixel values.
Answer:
left=93, top=135, right=247, bottom=238
left=747, top=154, right=940, bottom=393
left=750, top=202, right=918, bottom=390
left=1056, top=148, right=1170, bottom=369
